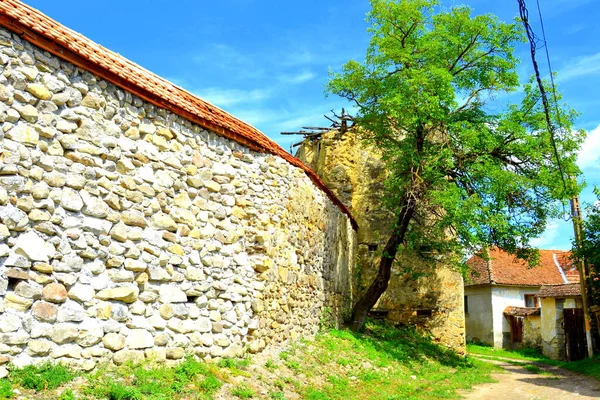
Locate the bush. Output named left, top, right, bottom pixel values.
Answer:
left=10, top=362, right=75, bottom=391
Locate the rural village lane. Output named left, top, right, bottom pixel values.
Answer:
left=462, top=358, right=600, bottom=399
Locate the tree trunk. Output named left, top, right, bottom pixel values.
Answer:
left=350, top=192, right=417, bottom=331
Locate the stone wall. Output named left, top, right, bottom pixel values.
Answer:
left=0, top=27, right=356, bottom=372
left=296, top=130, right=465, bottom=353
left=522, top=315, right=541, bottom=349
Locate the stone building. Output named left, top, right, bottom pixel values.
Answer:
left=0, top=0, right=357, bottom=372
left=296, top=129, right=466, bottom=353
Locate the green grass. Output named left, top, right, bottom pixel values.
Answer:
left=83, top=356, right=222, bottom=400
left=9, top=362, right=76, bottom=392
left=231, top=384, right=255, bottom=398
left=0, top=379, right=12, bottom=399
left=0, top=322, right=501, bottom=399
left=467, top=343, right=600, bottom=381
left=289, top=321, right=501, bottom=399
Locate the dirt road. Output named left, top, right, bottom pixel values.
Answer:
left=462, top=358, right=600, bottom=399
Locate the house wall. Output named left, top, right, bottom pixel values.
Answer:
left=541, top=297, right=562, bottom=360
left=296, top=130, right=465, bottom=353
left=541, top=297, right=581, bottom=360
left=490, top=286, right=540, bottom=348
left=523, top=315, right=541, bottom=349
left=0, top=27, right=356, bottom=371
left=464, top=286, right=493, bottom=345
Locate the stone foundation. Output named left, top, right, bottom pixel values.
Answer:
left=0, top=26, right=355, bottom=371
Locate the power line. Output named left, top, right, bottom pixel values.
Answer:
left=517, top=0, right=568, bottom=194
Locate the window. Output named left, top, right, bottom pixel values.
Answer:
left=524, top=294, right=539, bottom=308
left=464, top=295, right=469, bottom=314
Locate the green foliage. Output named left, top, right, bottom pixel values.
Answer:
left=83, top=356, right=222, bottom=400
left=9, top=362, right=75, bottom=392
left=264, top=359, right=277, bottom=370
left=328, top=0, right=584, bottom=269
left=107, top=383, right=142, bottom=400
left=58, top=389, right=76, bottom=400
left=269, top=391, right=285, bottom=400
left=0, top=380, right=12, bottom=399
left=573, top=187, right=600, bottom=303
left=199, top=376, right=222, bottom=392
left=231, top=384, right=255, bottom=399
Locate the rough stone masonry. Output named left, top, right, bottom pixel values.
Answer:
left=0, top=23, right=356, bottom=375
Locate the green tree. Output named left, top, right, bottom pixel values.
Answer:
left=573, top=188, right=600, bottom=304
left=327, top=0, right=585, bottom=331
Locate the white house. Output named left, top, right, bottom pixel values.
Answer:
left=464, top=248, right=579, bottom=349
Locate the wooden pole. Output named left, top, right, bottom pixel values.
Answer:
left=571, top=194, right=594, bottom=358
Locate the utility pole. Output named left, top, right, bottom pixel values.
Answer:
left=571, top=194, right=594, bottom=358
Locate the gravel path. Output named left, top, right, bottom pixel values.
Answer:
left=462, top=357, right=600, bottom=399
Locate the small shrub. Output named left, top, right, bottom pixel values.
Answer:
left=107, top=383, right=142, bottom=400
left=284, top=360, right=300, bottom=371
left=270, top=391, right=285, bottom=400
left=264, top=359, right=277, bottom=370
left=175, top=356, right=208, bottom=379
left=231, top=384, right=255, bottom=399
left=199, top=375, right=222, bottom=393
left=10, top=363, right=75, bottom=391
left=0, top=379, right=13, bottom=399
left=58, top=389, right=75, bottom=400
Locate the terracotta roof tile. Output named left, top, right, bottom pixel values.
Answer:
left=503, top=306, right=541, bottom=316
left=466, top=247, right=579, bottom=286
left=0, top=0, right=357, bottom=229
left=538, top=283, right=582, bottom=298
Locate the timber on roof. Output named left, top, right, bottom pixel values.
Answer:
left=0, top=0, right=358, bottom=230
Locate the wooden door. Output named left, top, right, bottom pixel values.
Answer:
left=564, top=308, right=586, bottom=361
left=509, top=316, right=523, bottom=345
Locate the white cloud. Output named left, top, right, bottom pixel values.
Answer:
left=196, top=88, right=272, bottom=108
left=530, top=220, right=562, bottom=249
left=559, top=53, right=600, bottom=82
left=577, top=124, right=600, bottom=170
left=278, top=70, right=316, bottom=85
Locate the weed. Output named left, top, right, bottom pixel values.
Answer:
left=269, top=391, right=285, bottom=399
left=107, top=383, right=142, bottom=400
left=10, top=362, right=75, bottom=391
left=199, top=375, right=222, bottom=392
left=264, top=359, right=277, bottom=370
left=231, top=384, right=255, bottom=398
left=279, top=352, right=290, bottom=361
left=284, top=360, right=301, bottom=371
left=0, top=379, right=12, bottom=399
left=58, top=389, right=75, bottom=400
left=273, top=378, right=285, bottom=390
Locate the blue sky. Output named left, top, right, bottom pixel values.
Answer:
left=26, top=0, right=600, bottom=250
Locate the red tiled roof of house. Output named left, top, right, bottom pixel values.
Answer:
left=466, top=247, right=579, bottom=287
left=538, top=283, right=582, bottom=298
left=503, top=306, right=541, bottom=316
left=0, top=0, right=357, bottom=229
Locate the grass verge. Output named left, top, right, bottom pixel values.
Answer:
left=0, top=323, right=501, bottom=399
left=467, top=343, right=600, bottom=381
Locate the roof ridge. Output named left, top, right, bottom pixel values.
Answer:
left=0, top=0, right=358, bottom=229
left=486, top=248, right=495, bottom=284
left=553, top=252, right=569, bottom=284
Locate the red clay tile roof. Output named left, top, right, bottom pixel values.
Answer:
left=0, top=0, right=357, bottom=229
left=466, top=247, right=579, bottom=287
left=538, top=283, right=582, bottom=298
left=503, top=306, right=541, bottom=317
